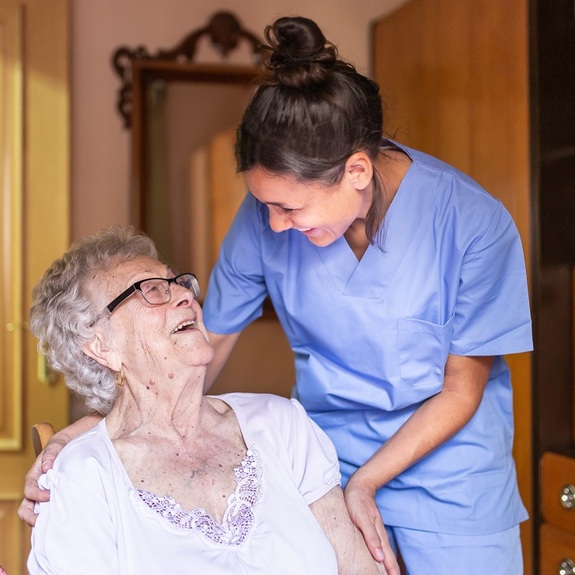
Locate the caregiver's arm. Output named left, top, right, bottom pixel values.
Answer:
left=310, top=486, right=399, bottom=575
left=344, top=354, right=493, bottom=561
left=18, top=413, right=102, bottom=526
left=204, top=330, right=242, bottom=391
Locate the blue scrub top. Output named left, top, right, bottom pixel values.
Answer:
left=203, top=142, right=533, bottom=535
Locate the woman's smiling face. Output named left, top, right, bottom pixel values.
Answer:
left=88, top=256, right=214, bottom=378
left=243, top=163, right=372, bottom=247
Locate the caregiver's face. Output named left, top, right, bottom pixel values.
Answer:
left=244, top=166, right=370, bottom=247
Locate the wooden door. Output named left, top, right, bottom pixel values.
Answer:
left=0, top=1, right=70, bottom=573
left=372, top=0, right=533, bottom=571
left=205, top=129, right=296, bottom=398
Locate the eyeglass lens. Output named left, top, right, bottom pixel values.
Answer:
left=139, top=273, right=200, bottom=305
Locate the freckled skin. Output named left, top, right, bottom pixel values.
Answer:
left=89, top=256, right=214, bottom=384
left=93, top=257, right=241, bottom=523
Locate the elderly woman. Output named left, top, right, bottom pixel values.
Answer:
left=26, top=226, right=397, bottom=575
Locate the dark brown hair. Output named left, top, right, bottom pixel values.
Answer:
left=235, top=16, right=386, bottom=244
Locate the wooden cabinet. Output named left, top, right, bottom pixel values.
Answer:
left=372, top=1, right=575, bottom=573
left=540, top=453, right=575, bottom=574
left=540, top=524, right=575, bottom=575
left=541, top=453, right=575, bottom=533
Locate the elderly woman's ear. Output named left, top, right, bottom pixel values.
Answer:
left=81, top=333, right=122, bottom=371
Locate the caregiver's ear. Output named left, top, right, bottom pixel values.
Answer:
left=345, top=152, right=373, bottom=189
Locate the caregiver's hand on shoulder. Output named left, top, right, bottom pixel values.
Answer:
left=18, top=435, right=67, bottom=526
left=344, top=475, right=398, bottom=575
left=18, top=413, right=103, bottom=526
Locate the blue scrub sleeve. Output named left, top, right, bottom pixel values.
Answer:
left=204, top=193, right=269, bottom=334
left=451, top=201, right=532, bottom=356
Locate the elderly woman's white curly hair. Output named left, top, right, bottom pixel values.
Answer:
left=29, top=226, right=159, bottom=414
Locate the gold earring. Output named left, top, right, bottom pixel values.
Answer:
left=115, top=367, right=126, bottom=388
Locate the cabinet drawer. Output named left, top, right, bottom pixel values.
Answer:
left=540, top=523, right=575, bottom=575
left=541, top=452, right=575, bottom=531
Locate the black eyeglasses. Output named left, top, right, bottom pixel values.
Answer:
left=105, top=273, right=200, bottom=314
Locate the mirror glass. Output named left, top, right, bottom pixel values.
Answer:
left=142, top=77, right=257, bottom=294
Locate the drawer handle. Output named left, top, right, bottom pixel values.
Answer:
left=561, top=485, right=575, bottom=509
left=559, top=558, right=575, bottom=575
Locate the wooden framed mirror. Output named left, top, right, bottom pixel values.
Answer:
left=112, top=11, right=262, bottom=296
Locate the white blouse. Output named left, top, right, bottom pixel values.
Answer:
left=28, top=393, right=341, bottom=574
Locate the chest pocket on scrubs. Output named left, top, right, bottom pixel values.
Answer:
left=397, top=315, right=454, bottom=388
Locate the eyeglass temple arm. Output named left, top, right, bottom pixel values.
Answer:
left=106, top=284, right=137, bottom=313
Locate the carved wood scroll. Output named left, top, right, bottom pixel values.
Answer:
left=111, top=11, right=262, bottom=128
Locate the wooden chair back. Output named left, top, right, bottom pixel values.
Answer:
left=31, top=422, right=55, bottom=457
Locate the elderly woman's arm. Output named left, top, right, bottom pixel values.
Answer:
left=310, top=486, right=399, bottom=575
left=18, top=413, right=102, bottom=525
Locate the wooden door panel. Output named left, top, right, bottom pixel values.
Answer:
left=0, top=1, right=70, bottom=572
left=0, top=0, right=24, bottom=453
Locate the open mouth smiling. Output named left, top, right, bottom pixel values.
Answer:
left=172, top=320, right=196, bottom=334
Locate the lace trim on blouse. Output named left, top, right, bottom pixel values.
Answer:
left=131, top=448, right=263, bottom=547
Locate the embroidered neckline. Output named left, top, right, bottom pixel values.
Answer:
left=132, top=448, right=263, bottom=547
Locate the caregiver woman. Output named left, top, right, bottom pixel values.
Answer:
left=201, top=16, right=533, bottom=575
left=21, top=15, right=532, bottom=575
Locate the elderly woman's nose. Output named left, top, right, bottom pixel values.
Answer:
left=172, top=285, right=195, bottom=306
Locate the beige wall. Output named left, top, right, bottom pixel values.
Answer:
left=71, top=0, right=408, bottom=238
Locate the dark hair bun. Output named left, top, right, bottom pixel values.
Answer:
left=263, top=16, right=338, bottom=88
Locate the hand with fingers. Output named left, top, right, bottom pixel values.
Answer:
left=344, top=475, right=400, bottom=575
left=18, top=437, right=67, bottom=526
